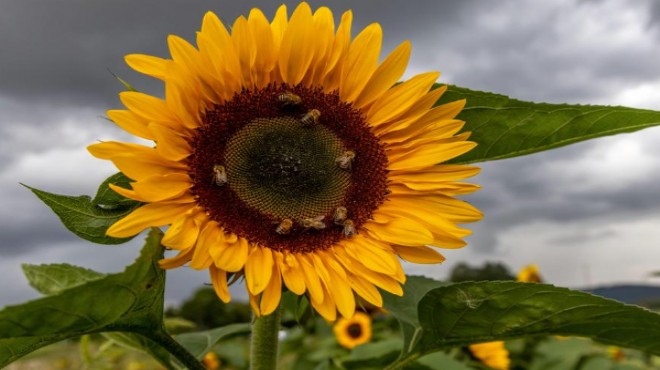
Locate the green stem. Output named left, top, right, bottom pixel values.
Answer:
left=147, top=329, right=206, bottom=370
left=250, top=305, right=282, bottom=370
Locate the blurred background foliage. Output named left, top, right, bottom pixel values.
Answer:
left=7, top=260, right=660, bottom=370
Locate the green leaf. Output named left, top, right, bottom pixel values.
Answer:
left=0, top=228, right=166, bottom=367
left=174, top=323, right=251, bottom=360
left=20, top=261, right=174, bottom=369
left=23, top=172, right=141, bottom=245
left=342, top=339, right=403, bottom=370
left=92, top=172, right=139, bottom=210
left=435, top=85, right=660, bottom=164
left=408, top=352, right=473, bottom=370
left=416, top=281, right=660, bottom=356
left=382, top=275, right=446, bottom=356
left=22, top=263, right=105, bottom=295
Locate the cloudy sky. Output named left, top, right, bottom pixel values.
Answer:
left=2, top=0, right=660, bottom=307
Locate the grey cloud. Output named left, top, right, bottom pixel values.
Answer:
left=0, top=0, right=473, bottom=106
left=464, top=130, right=660, bottom=254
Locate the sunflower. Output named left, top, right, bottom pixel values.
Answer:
left=333, top=311, right=372, bottom=349
left=468, top=341, right=510, bottom=370
left=517, top=264, right=542, bottom=283
left=88, top=2, right=481, bottom=320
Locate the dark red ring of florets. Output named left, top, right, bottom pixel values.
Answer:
left=188, top=83, right=389, bottom=253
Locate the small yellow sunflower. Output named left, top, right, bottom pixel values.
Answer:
left=469, top=341, right=510, bottom=370
left=333, top=311, right=372, bottom=349
left=517, top=264, right=542, bottom=283
left=88, top=3, right=481, bottom=320
left=202, top=352, right=221, bottom=369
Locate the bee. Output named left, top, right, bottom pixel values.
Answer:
left=301, top=215, right=326, bottom=230
left=342, top=219, right=356, bottom=238
left=301, top=109, right=321, bottom=126
left=275, top=218, right=294, bottom=235
left=333, top=206, right=348, bottom=225
left=278, top=92, right=302, bottom=106
left=213, top=164, right=227, bottom=186
left=335, top=151, right=356, bottom=170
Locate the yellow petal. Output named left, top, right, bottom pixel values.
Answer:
left=312, top=255, right=355, bottom=319
left=245, top=246, right=274, bottom=295
left=299, top=254, right=324, bottom=303
left=367, top=72, right=439, bottom=126
left=376, top=203, right=471, bottom=244
left=345, top=237, right=399, bottom=275
left=149, top=123, right=192, bottom=161
left=390, top=165, right=481, bottom=182
left=394, top=245, right=446, bottom=264
left=388, top=194, right=483, bottom=223
left=107, top=202, right=194, bottom=238
left=277, top=252, right=306, bottom=295
left=248, top=8, right=277, bottom=85
left=389, top=182, right=481, bottom=196
left=270, top=5, right=288, bottom=50
left=278, top=2, right=315, bottom=85
left=248, top=288, right=261, bottom=317
left=199, top=12, right=243, bottom=86
left=310, top=285, right=336, bottom=321
left=159, top=248, right=193, bottom=269
left=354, top=41, right=411, bottom=108
left=232, top=16, right=257, bottom=86
left=128, top=173, right=191, bottom=202
left=210, top=266, right=231, bottom=303
left=378, top=87, right=448, bottom=136
left=211, top=236, right=249, bottom=272
left=87, top=141, right=151, bottom=160
left=387, top=141, right=477, bottom=171
left=120, top=91, right=176, bottom=123
left=363, top=218, right=433, bottom=246
left=333, top=247, right=401, bottom=292
left=260, top=262, right=282, bottom=315
left=321, top=10, right=352, bottom=90
left=124, top=54, right=169, bottom=80
left=189, top=221, right=216, bottom=270
left=164, top=71, right=201, bottom=130
left=383, top=119, right=464, bottom=148
left=162, top=209, right=204, bottom=250
left=347, top=273, right=383, bottom=307
left=339, top=23, right=382, bottom=102
left=168, top=35, right=200, bottom=70
left=107, top=110, right=153, bottom=140
left=306, top=6, right=335, bottom=86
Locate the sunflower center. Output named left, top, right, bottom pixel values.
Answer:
left=188, top=83, right=389, bottom=253
left=347, top=323, right=363, bottom=339
left=224, top=116, right=351, bottom=219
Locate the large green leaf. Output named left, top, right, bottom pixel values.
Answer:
left=0, top=228, right=166, bottom=367
left=416, top=281, right=660, bottom=356
left=22, top=263, right=105, bottom=295
left=385, top=279, right=660, bottom=368
left=435, top=85, right=660, bottom=164
left=20, top=261, right=174, bottom=369
left=382, top=276, right=446, bottom=357
left=24, top=172, right=141, bottom=245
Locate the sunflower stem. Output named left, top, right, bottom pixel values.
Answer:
left=250, top=305, right=282, bottom=370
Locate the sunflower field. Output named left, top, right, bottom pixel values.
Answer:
left=3, top=2, right=660, bottom=370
